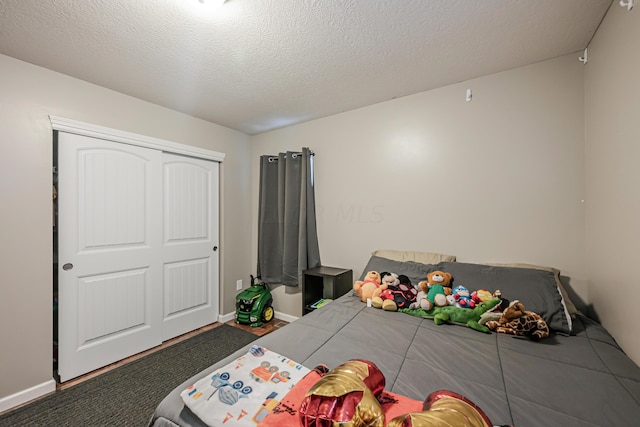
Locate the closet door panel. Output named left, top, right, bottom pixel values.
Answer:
left=57, top=132, right=163, bottom=382
left=164, top=258, right=209, bottom=315
left=162, top=153, right=219, bottom=340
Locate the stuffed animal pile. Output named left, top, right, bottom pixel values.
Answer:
left=354, top=269, right=549, bottom=339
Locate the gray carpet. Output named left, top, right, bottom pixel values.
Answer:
left=0, top=324, right=257, bottom=427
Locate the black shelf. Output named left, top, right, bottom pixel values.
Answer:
left=302, top=266, right=353, bottom=315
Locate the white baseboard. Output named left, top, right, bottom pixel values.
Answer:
left=274, top=310, right=298, bottom=323
left=218, top=310, right=299, bottom=325
left=0, top=379, right=56, bottom=414
left=218, top=311, right=236, bottom=323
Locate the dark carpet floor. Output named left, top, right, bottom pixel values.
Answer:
left=0, top=324, right=257, bottom=427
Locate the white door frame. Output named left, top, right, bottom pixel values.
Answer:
left=50, top=116, right=226, bottom=162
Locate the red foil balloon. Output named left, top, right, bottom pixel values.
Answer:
left=299, top=359, right=385, bottom=427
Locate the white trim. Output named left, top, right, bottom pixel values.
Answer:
left=49, top=116, right=226, bottom=162
left=0, top=379, right=56, bottom=414
left=274, top=311, right=299, bottom=323
left=218, top=311, right=236, bottom=324
left=218, top=310, right=299, bottom=324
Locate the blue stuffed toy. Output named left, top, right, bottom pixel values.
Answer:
left=452, top=285, right=475, bottom=308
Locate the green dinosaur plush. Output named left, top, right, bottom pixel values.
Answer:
left=399, top=298, right=501, bottom=333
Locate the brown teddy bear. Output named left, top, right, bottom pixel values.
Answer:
left=409, top=271, right=453, bottom=311
left=353, top=271, right=386, bottom=303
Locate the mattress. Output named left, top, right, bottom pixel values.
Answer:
left=149, top=257, right=640, bottom=427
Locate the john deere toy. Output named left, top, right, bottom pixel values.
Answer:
left=235, top=275, right=274, bottom=327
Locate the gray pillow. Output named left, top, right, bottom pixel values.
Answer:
left=359, top=256, right=432, bottom=288
left=359, top=256, right=572, bottom=334
left=438, top=262, right=572, bottom=334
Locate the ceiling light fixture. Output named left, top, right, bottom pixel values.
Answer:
left=198, top=0, right=226, bottom=8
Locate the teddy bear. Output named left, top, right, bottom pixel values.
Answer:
left=485, top=300, right=549, bottom=340
left=353, top=271, right=386, bottom=303
left=452, top=285, right=475, bottom=309
left=409, top=271, right=452, bottom=311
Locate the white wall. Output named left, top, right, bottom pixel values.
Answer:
left=585, top=5, right=640, bottom=365
left=251, top=53, right=587, bottom=319
left=0, top=54, right=252, bottom=408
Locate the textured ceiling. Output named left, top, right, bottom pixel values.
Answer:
left=0, top=0, right=612, bottom=135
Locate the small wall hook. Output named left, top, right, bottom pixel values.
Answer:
left=466, top=88, right=472, bottom=102
left=578, top=48, right=588, bottom=64
left=620, top=0, right=634, bottom=11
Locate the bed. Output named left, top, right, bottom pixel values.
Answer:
left=149, top=251, right=640, bottom=427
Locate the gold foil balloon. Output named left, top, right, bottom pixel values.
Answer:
left=387, top=390, right=492, bottom=427
left=299, top=359, right=385, bottom=427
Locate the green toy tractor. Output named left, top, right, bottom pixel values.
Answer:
left=235, top=275, right=274, bottom=327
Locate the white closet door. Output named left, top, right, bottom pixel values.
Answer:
left=162, top=153, right=219, bottom=340
left=57, top=132, right=163, bottom=382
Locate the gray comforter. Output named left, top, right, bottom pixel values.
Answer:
left=149, top=292, right=640, bottom=427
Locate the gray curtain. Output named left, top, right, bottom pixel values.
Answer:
left=257, top=148, right=321, bottom=286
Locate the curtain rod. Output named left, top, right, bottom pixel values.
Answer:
left=267, top=150, right=314, bottom=162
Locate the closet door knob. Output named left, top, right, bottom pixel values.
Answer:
left=62, top=263, right=73, bottom=271
left=213, top=246, right=218, bottom=251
